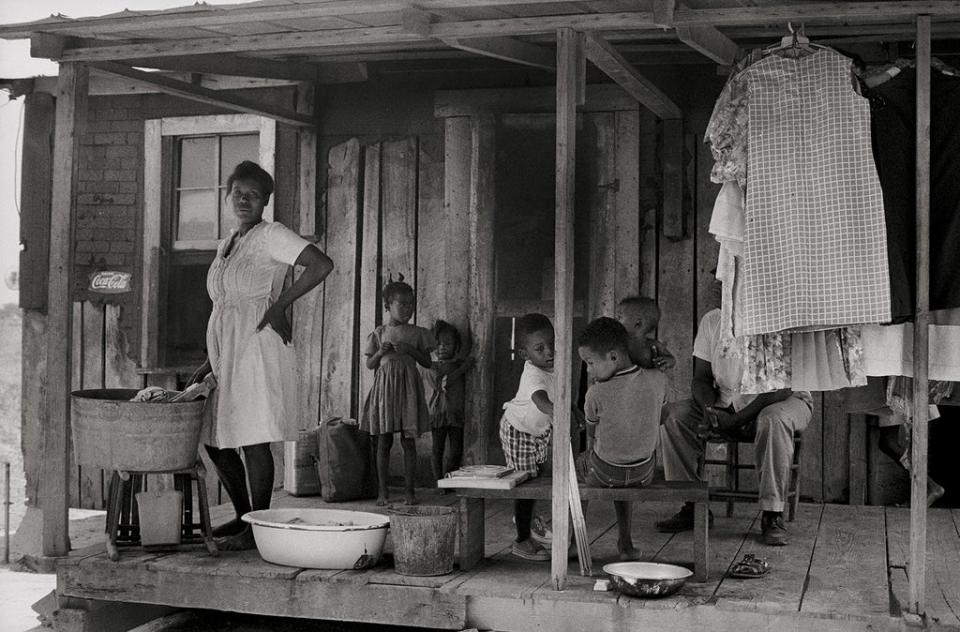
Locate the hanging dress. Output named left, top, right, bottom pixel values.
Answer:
left=739, top=49, right=891, bottom=335
left=203, top=221, right=310, bottom=448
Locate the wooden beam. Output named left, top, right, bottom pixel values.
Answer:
left=673, top=2, right=960, bottom=26
left=10, top=1, right=960, bottom=41
left=662, top=118, right=684, bottom=239
left=2, top=0, right=600, bottom=38
left=551, top=26, right=583, bottom=593
left=441, top=37, right=555, bottom=70
left=43, top=62, right=88, bottom=557
left=676, top=25, right=740, bottom=65
left=583, top=33, right=681, bottom=120
left=18, top=92, right=54, bottom=312
left=435, top=85, right=638, bottom=117
left=442, top=117, right=473, bottom=405
left=466, top=117, right=496, bottom=466
left=20, top=4, right=960, bottom=65
left=401, top=8, right=434, bottom=37
left=297, top=83, right=318, bottom=237
left=653, top=0, right=676, bottom=27
left=31, top=74, right=298, bottom=98
left=908, top=13, right=931, bottom=618
left=87, top=62, right=314, bottom=128
left=115, top=55, right=322, bottom=82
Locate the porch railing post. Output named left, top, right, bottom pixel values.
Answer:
left=42, top=61, right=89, bottom=557
left=908, top=12, right=931, bottom=617
left=551, top=27, right=584, bottom=591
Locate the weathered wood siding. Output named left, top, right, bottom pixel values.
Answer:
left=18, top=74, right=890, bottom=506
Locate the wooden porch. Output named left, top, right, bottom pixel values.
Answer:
left=55, top=491, right=960, bottom=632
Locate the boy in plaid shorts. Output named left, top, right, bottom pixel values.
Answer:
left=499, top=313, right=556, bottom=561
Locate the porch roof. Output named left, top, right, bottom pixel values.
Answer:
left=1, top=0, right=960, bottom=74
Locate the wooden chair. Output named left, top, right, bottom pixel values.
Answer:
left=698, top=430, right=803, bottom=522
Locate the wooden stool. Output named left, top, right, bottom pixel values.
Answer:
left=698, top=430, right=803, bottom=522
left=104, top=461, right=218, bottom=561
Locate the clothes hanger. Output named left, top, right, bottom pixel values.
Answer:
left=764, top=22, right=827, bottom=58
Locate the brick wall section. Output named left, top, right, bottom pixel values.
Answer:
left=71, top=87, right=299, bottom=364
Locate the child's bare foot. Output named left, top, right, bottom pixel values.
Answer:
left=217, top=526, right=256, bottom=551
left=927, top=478, right=946, bottom=506
left=401, top=492, right=418, bottom=506
left=212, top=518, right=246, bottom=538
left=376, top=495, right=389, bottom=506
left=617, top=546, right=643, bottom=561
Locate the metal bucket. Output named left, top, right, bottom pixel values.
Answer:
left=71, top=389, right=206, bottom=472
left=389, top=505, right=457, bottom=576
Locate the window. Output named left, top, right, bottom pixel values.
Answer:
left=142, top=115, right=276, bottom=370
left=174, top=133, right=259, bottom=249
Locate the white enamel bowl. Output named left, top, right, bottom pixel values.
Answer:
left=242, top=508, right=389, bottom=570
left=603, top=562, right=693, bottom=598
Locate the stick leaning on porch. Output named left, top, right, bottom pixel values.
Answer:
left=568, top=448, right=592, bottom=576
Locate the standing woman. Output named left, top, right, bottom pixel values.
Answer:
left=192, top=160, right=333, bottom=550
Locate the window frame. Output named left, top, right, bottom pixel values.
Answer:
left=141, top=114, right=276, bottom=370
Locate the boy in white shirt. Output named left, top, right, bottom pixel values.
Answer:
left=499, top=313, right=556, bottom=561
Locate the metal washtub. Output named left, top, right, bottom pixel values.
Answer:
left=71, top=389, right=206, bottom=472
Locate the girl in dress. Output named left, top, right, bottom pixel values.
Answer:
left=361, top=277, right=435, bottom=505
left=421, top=320, right=474, bottom=484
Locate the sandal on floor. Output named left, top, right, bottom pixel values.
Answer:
left=728, top=553, right=770, bottom=579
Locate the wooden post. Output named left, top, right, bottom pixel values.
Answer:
left=662, top=118, right=684, bottom=239
left=296, top=82, right=318, bottom=238
left=443, top=118, right=474, bottom=464
left=466, top=116, right=496, bottom=465
left=42, top=62, right=88, bottom=556
left=908, top=13, right=931, bottom=616
left=551, top=27, right=584, bottom=591
left=320, top=139, right=361, bottom=422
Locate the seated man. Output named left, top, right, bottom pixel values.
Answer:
left=658, top=308, right=812, bottom=546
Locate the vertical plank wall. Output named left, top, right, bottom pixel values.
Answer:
left=319, top=118, right=847, bottom=498
left=59, top=126, right=854, bottom=507
left=70, top=302, right=142, bottom=509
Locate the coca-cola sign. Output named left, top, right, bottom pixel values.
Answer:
left=89, top=271, right=132, bottom=294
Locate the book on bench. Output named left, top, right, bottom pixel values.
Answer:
left=437, top=468, right=531, bottom=489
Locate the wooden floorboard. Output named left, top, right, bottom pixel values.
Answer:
left=58, top=497, right=960, bottom=632
left=887, top=506, right=960, bottom=627
left=453, top=498, right=618, bottom=599
left=926, top=509, right=960, bottom=627
left=714, top=503, right=823, bottom=613
left=801, top=504, right=889, bottom=618
left=651, top=501, right=758, bottom=601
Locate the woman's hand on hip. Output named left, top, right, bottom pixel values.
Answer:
left=257, top=304, right=292, bottom=344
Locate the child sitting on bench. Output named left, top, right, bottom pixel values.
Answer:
left=577, top=317, right=667, bottom=561
left=499, top=313, right=557, bottom=561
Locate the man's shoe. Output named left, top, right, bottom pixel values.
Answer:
left=655, top=503, right=714, bottom=533
left=760, top=512, right=788, bottom=546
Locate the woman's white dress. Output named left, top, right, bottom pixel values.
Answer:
left=204, top=221, right=310, bottom=448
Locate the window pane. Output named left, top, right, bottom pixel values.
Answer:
left=220, top=134, right=259, bottom=184
left=164, top=258, right=214, bottom=366
left=177, top=189, right=217, bottom=241
left=219, top=193, right=234, bottom=239
left=180, top=137, right=215, bottom=188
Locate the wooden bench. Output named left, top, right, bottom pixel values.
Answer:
left=452, top=477, right=710, bottom=581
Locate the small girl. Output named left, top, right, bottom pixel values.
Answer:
left=421, top=320, right=475, bottom=484
left=361, top=278, right=435, bottom=506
